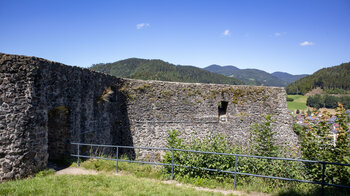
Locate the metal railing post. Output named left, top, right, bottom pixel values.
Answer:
left=77, top=143, right=80, bottom=167
left=116, top=147, right=119, bottom=173
left=234, top=155, right=238, bottom=189
left=321, top=162, right=326, bottom=196
left=171, top=149, right=174, bottom=180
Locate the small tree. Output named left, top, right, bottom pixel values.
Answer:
left=307, top=109, right=312, bottom=116
left=296, top=109, right=300, bottom=114
left=249, top=115, right=279, bottom=157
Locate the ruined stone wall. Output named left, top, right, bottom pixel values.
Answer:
left=0, top=53, right=297, bottom=181
left=122, top=79, right=297, bottom=160
left=0, top=54, right=132, bottom=181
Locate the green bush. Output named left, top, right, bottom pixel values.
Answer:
left=300, top=104, right=350, bottom=186
left=163, top=116, right=306, bottom=188
left=287, top=97, right=294, bottom=102
left=306, top=94, right=324, bottom=109
left=163, top=130, right=238, bottom=180
left=307, top=94, right=350, bottom=109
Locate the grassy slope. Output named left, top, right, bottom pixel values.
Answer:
left=0, top=173, right=226, bottom=196
left=2, top=159, right=342, bottom=196
left=71, top=159, right=316, bottom=195
left=287, top=95, right=309, bottom=111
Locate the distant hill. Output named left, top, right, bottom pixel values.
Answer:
left=286, top=62, right=350, bottom=95
left=89, top=58, right=244, bottom=85
left=204, top=64, right=240, bottom=75
left=204, top=65, right=291, bottom=87
left=271, top=72, right=308, bottom=84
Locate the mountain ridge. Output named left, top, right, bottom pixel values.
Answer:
left=89, top=58, right=244, bottom=85
left=204, top=65, right=307, bottom=87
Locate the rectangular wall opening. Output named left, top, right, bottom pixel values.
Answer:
left=218, top=101, right=228, bottom=122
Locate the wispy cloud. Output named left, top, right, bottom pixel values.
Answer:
left=274, top=32, right=281, bottom=37
left=223, top=29, right=230, bottom=36
left=300, top=41, right=314, bottom=46
left=136, top=23, right=150, bottom=29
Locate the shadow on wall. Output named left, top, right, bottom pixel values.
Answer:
left=47, top=81, right=135, bottom=165
left=112, top=81, right=135, bottom=159
left=48, top=106, right=71, bottom=162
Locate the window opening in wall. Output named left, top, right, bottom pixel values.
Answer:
left=218, top=101, right=228, bottom=122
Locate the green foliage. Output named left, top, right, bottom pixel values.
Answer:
left=325, top=88, right=350, bottom=94
left=293, top=121, right=304, bottom=136
left=300, top=104, right=350, bottom=185
left=296, top=109, right=300, bottom=114
left=307, top=109, right=312, bottom=116
left=306, top=94, right=324, bottom=109
left=164, top=130, right=238, bottom=180
left=90, top=58, right=244, bottom=85
left=306, top=94, right=350, bottom=109
left=286, top=62, right=350, bottom=95
left=35, top=169, right=56, bottom=177
left=249, top=115, right=279, bottom=157
left=287, top=97, right=294, bottom=102
left=164, top=122, right=305, bottom=191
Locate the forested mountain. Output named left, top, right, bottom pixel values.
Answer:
left=90, top=58, right=244, bottom=85
left=271, top=72, right=308, bottom=84
left=204, top=65, right=289, bottom=87
left=204, top=64, right=240, bottom=75
left=286, top=62, right=350, bottom=95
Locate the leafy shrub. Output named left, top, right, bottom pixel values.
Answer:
left=287, top=97, right=294, bottom=102
left=163, top=116, right=306, bottom=187
left=306, top=94, right=324, bottom=109
left=300, top=103, right=350, bottom=185
left=163, top=130, right=238, bottom=180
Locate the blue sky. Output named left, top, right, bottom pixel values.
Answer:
left=0, top=0, right=349, bottom=75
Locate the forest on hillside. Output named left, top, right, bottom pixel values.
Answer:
left=286, top=62, right=350, bottom=95
left=90, top=58, right=244, bottom=85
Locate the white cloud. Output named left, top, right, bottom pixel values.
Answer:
left=136, top=23, right=150, bottom=29
left=223, top=29, right=230, bottom=36
left=300, top=41, right=314, bottom=46
left=274, top=32, right=281, bottom=37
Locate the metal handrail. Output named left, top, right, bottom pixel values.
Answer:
left=70, top=142, right=350, bottom=191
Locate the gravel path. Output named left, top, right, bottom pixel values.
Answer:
left=55, top=167, right=98, bottom=175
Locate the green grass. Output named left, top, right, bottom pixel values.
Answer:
left=2, top=159, right=348, bottom=196
left=287, top=95, right=309, bottom=111
left=0, top=171, right=228, bottom=196
left=70, top=159, right=340, bottom=196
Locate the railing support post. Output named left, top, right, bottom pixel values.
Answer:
left=321, top=162, right=326, bottom=196
left=234, top=155, right=238, bottom=189
left=77, top=143, right=80, bottom=167
left=171, top=149, right=174, bottom=180
left=116, top=147, right=119, bottom=173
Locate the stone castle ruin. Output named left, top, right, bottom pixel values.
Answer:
left=0, top=53, right=298, bottom=181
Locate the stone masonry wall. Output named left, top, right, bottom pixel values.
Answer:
left=0, top=54, right=132, bottom=181
left=0, top=53, right=297, bottom=181
left=122, top=79, right=297, bottom=160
